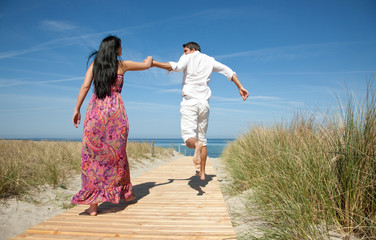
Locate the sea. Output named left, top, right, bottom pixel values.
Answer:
left=16, top=138, right=234, bottom=158
left=129, top=138, right=234, bottom=158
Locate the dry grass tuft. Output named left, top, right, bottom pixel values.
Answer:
left=0, top=140, right=171, bottom=198
left=222, top=79, right=376, bottom=239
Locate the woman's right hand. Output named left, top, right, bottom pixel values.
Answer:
left=72, top=110, right=81, bottom=128
left=144, top=56, right=153, bottom=67
left=144, top=56, right=153, bottom=61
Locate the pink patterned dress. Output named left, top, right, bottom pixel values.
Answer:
left=72, top=74, right=133, bottom=205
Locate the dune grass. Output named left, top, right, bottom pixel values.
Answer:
left=222, top=80, right=376, bottom=239
left=0, top=140, right=171, bottom=198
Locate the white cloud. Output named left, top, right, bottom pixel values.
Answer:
left=0, top=77, right=82, bottom=87
left=214, top=42, right=349, bottom=62
left=253, top=70, right=374, bottom=75
left=211, top=107, right=256, bottom=114
left=0, top=78, right=25, bottom=87
left=125, top=101, right=177, bottom=110
left=0, top=93, right=76, bottom=113
left=212, top=95, right=280, bottom=102
left=157, top=88, right=181, bottom=94
left=39, top=20, right=77, bottom=32
left=0, top=37, right=77, bottom=59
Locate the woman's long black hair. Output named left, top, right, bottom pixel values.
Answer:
left=88, top=35, right=121, bottom=99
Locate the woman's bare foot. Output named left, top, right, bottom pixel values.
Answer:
left=125, top=194, right=136, bottom=202
left=85, top=203, right=98, bottom=216
left=193, top=141, right=203, bottom=169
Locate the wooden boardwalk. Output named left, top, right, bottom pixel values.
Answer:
left=10, top=157, right=237, bottom=240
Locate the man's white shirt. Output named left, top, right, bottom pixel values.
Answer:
left=169, top=51, right=235, bottom=101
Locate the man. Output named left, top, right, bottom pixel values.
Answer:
left=152, top=42, right=249, bottom=180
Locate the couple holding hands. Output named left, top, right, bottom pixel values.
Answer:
left=71, top=35, right=248, bottom=216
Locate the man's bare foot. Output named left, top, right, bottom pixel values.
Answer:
left=200, top=172, right=206, bottom=180
left=194, top=162, right=200, bottom=169
left=193, top=141, right=203, bottom=169
left=195, top=170, right=206, bottom=180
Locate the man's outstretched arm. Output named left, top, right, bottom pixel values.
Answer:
left=152, top=61, right=173, bottom=71
left=231, top=74, right=249, bottom=101
left=213, top=60, right=249, bottom=101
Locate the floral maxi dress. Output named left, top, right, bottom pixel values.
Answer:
left=72, top=74, right=133, bottom=205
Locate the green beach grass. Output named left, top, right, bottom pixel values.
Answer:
left=0, top=140, right=171, bottom=198
left=222, top=80, right=376, bottom=239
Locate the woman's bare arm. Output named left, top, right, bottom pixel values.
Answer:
left=72, top=62, right=94, bottom=127
left=120, top=56, right=153, bottom=72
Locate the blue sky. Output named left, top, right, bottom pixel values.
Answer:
left=0, top=0, right=375, bottom=139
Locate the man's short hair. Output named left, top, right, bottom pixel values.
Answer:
left=183, top=42, right=201, bottom=52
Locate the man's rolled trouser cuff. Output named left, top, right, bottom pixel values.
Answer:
left=180, top=99, right=209, bottom=147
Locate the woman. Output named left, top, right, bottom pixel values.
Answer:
left=71, top=35, right=152, bottom=216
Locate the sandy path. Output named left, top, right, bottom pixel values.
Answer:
left=209, top=157, right=263, bottom=239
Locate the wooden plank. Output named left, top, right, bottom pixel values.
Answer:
left=9, top=157, right=237, bottom=240
left=12, top=233, right=234, bottom=240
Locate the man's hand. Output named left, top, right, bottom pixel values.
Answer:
left=239, top=87, right=249, bottom=101
left=231, top=74, right=248, bottom=101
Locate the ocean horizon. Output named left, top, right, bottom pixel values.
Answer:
left=130, top=138, right=235, bottom=158
left=2, top=137, right=234, bottom=158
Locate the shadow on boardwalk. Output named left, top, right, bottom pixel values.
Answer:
left=78, top=173, right=215, bottom=215
left=78, top=179, right=174, bottom=215
left=169, top=173, right=215, bottom=196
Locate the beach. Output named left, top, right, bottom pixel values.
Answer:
left=1, top=153, right=356, bottom=240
